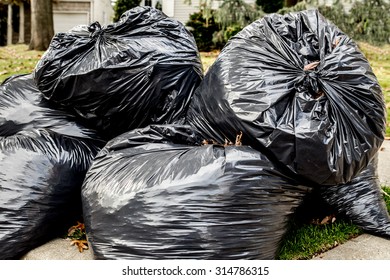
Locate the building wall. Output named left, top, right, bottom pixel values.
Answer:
left=3, top=2, right=31, bottom=45
left=53, top=0, right=91, bottom=12
left=168, top=0, right=257, bottom=25
left=172, top=0, right=199, bottom=24
left=53, top=1, right=91, bottom=33
left=92, top=0, right=114, bottom=25
left=53, top=0, right=113, bottom=33
left=140, top=0, right=256, bottom=25
left=140, top=0, right=199, bottom=24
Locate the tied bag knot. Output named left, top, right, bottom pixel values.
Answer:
left=296, top=60, right=325, bottom=99
left=88, top=22, right=104, bottom=38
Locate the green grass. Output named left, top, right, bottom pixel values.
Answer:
left=277, top=186, right=390, bottom=260
left=0, top=44, right=43, bottom=83
left=359, top=42, right=390, bottom=137
left=1, top=44, right=390, bottom=260
left=383, top=186, right=390, bottom=210
left=200, top=50, right=220, bottom=73
left=277, top=219, right=363, bottom=260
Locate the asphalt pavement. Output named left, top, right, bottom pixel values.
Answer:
left=20, top=141, right=390, bottom=260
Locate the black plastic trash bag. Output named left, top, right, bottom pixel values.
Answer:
left=0, top=129, right=100, bottom=259
left=186, top=9, right=386, bottom=185
left=0, top=74, right=103, bottom=259
left=33, top=6, right=203, bottom=140
left=318, top=153, right=390, bottom=237
left=0, top=74, right=103, bottom=142
left=82, top=125, right=311, bottom=259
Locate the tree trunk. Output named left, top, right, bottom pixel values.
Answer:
left=29, top=0, right=54, bottom=51
left=7, top=4, right=12, bottom=45
left=18, top=2, right=25, bottom=44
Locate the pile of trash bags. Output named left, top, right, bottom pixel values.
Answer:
left=1, top=7, right=389, bottom=260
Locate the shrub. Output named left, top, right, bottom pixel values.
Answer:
left=278, top=0, right=390, bottom=45
left=256, top=0, right=284, bottom=13
left=186, top=11, right=220, bottom=51
left=113, top=0, right=141, bottom=22
left=347, top=0, right=390, bottom=44
left=213, top=0, right=263, bottom=45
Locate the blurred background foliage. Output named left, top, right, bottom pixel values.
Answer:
left=186, top=0, right=390, bottom=51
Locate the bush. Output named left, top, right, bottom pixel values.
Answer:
left=256, top=0, right=284, bottom=13
left=212, top=24, right=241, bottom=48
left=213, top=0, right=263, bottom=46
left=347, top=0, right=390, bottom=45
left=186, top=11, right=220, bottom=51
left=113, top=0, right=141, bottom=22
left=278, top=0, right=390, bottom=45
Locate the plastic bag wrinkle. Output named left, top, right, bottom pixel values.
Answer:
left=82, top=125, right=311, bottom=259
left=186, top=9, right=385, bottom=185
left=34, top=6, right=203, bottom=140
left=0, top=129, right=100, bottom=259
left=0, top=74, right=103, bottom=259
left=318, top=154, right=390, bottom=237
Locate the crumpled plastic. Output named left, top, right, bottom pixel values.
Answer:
left=0, top=74, right=102, bottom=259
left=0, top=129, right=100, bottom=259
left=0, top=74, right=104, bottom=142
left=82, top=125, right=311, bottom=259
left=33, top=6, right=203, bottom=140
left=318, top=153, right=390, bottom=237
left=185, top=9, right=386, bottom=185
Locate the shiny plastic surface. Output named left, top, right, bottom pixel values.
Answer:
left=82, top=125, right=311, bottom=259
left=0, top=74, right=103, bottom=142
left=186, top=9, right=386, bottom=185
left=0, top=74, right=103, bottom=259
left=0, top=129, right=100, bottom=259
left=319, top=154, right=390, bottom=237
left=34, top=6, right=203, bottom=140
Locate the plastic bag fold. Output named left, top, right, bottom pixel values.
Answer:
left=82, top=125, right=311, bottom=259
left=34, top=6, right=203, bottom=140
left=186, top=9, right=386, bottom=185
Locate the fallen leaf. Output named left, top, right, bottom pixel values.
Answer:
left=70, top=239, right=89, bottom=253
left=320, top=214, right=336, bottom=225
left=235, top=131, right=243, bottom=146
left=311, top=214, right=336, bottom=225
left=304, top=61, right=320, bottom=71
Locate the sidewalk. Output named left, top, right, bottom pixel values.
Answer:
left=313, top=140, right=390, bottom=260
left=314, top=234, right=390, bottom=260
left=21, top=141, right=390, bottom=260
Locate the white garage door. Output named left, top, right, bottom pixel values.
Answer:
left=53, top=12, right=90, bottom=33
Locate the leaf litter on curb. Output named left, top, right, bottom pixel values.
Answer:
left=66, top=221, right=89, bottom=253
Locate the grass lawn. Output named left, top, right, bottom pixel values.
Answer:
left=358, top=42, right=390, bottom=137
left=1, top=43, right=390, bottom=259
left=0, top=44, right=43, bottom=83
left=278, top=186, right=390, bottom=259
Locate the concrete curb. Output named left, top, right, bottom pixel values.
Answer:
left=21, top=238, right=94, bottom=260
left=313, top=234, right=390, bottom=260
left=378, top=140, right=390, bottom=186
